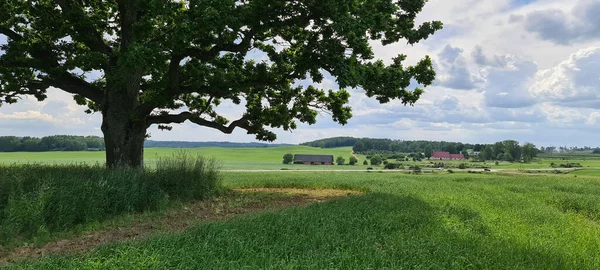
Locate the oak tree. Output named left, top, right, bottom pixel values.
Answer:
left=0, top=0, right=442, bottom=167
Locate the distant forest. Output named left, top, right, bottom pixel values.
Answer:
left=144, top=141, right=292, bottom=148
left=300, top=137, right=600, bottom=162
left=301, top=137, right=479, bottom=153
left=0, top=135, right=105, bottom=152
left=0, top=135, right=292, bottom=152
left=299, top=137, right=359, bottom=148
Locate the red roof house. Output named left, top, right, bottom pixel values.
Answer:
left=432, top=152, right=465, bottom=160
left=432, top=152, right=450, bottom=159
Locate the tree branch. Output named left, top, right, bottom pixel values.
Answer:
left=147, top=112, right=251, bottom=134
left=0, top=26, right=23, bottom=41
left=53, top=0, right=113, bottom=56
left=42, top=75, right=104, bottom=103
left=184, top=29, right=257, bottom=61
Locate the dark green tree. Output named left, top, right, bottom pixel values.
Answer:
left=349, top=156, right=358, bottom=165
left=363, top=160, right=369, bottom=165
left=0, top=1, right=441, bottom=167
left=370, top=155, right=383, bottom=166
left=521, top=143, right=538, bottom=163
left=336, top=156, right=345, bottom=165
left=424, top=145, right=432, bottom=159
left=461, top=149, right=469, bottom=160
left=443, top=144, right=458, bottom=154
left=503, top=140, right=521, bottom=161
left=483, top=146, right=493, bottom=160
left=282, top=153, right=293, bottom=164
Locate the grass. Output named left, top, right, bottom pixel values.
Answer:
left=4, top=146, right=600, bottom=172
left=10, top=172, right=600, bottom=269
left=0, top=146, right=367, bottom=170
left=0, top=152, right=221, bottom=247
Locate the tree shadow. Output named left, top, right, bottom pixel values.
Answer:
left=19, top=193, right=598, bottom=269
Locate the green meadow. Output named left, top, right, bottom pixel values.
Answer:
left=3, top=147, right=600, bottom=269
left=2, top=146, right=600, bottom=171
left=10, top=172, right=600, bottom=269
left=0, top=146, right=366, bottom=170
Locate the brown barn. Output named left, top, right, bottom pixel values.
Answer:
left=293, top=154, right=334, bottom=165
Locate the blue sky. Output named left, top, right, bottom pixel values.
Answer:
left=2, top=0, right=600, bottom=147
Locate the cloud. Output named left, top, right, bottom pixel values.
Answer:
left=523, top=0, right=600, bottom=44
left=529, top=47, right=600, bottom=107
left=435, top=45, right=483, bottom=90
left=480, top=54, right=537, bottom=108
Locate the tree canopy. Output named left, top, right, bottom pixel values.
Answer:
left=0, top=0, right=442, bottom=167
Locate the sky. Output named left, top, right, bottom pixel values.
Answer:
left=1, top=0, right=600, bottom=147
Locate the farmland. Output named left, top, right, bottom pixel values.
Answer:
left=7, top=171, right=600, bottom=269
left=2, top=147, right=600, bottom=269
left=0, top=146, right=366, bottom=170
left=2, top=146, right=600, bottom=171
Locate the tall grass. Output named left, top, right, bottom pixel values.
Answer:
left=0, top=152, right=221, bottom=244
left=153, top=152, right=221, bottom=201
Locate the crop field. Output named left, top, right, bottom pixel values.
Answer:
left=0, top=146, right=366, bottom=170
left=7, top=171, right=600, bottom=269
left=2, top=146, right=600, bottom=171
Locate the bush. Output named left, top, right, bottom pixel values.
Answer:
left=383, top=160, right=389, bottom=165
left=384, top=163, right=401, bottom=170
left=0, top=152, right=221, bottom=244
left=458, top=163, right=467, bottom=169
left=282, top=153, right=294, bottom=164
left=336, top=156, right=346, bottom=165
left=349, top=156, right=358, bottom=165
left=447, top=169, right=454, bottom=173
left=363, top=160, right=368, bottom=165
left=370, top=155, right=383, bottom=166
left=294, top=160, right=304, bottom=164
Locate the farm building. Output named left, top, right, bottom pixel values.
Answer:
left=432, top=151, right=465, bottom=160
left=293, top=154, right=334, bottom=165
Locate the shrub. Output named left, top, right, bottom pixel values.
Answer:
left=336, top=156, right=346, bottom=165
left=370, top=155, right=383, bottom=166
left=458, top=163, right=467, bottom=169
left=383, top=160, right=389, bottom=165
left=363, top=160, right=368, bottom=165
left=384, top=163, right=401, bottom=170
left=282, top=153, right=293, bottom=164
left=447, top=169, right=454, bottom=173
left=294, top=161, right=304, bottom=164
left=349, top=156, right=358, bottom=165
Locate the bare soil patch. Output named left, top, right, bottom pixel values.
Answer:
left=0, top=188, right=361, bottom=266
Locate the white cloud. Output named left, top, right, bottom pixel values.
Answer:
left=530, top=47, right=600, bottom=106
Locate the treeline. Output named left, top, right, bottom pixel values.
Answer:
left=0, top=135, right=294, bottom=152
left=144, top=140, right=291, bottom=148
left=300, top=137, right=359, bottom=148
left=0, top=135, right=105, bottom=152
left=474, top=140, right=538, bottom=162
left=303, top=137, right=540, bottom=163
left=351, top=138, right=480, bottom=154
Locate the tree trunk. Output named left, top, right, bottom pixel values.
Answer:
left=101, top=90, right=146, bottom=168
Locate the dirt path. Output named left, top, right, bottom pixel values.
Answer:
left=0, top=188, right=361, bottom=267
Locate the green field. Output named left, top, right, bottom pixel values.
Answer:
left=0, top=146, right=366, bottom=170
left=10, top=172, right=600, bottom=269
left=3, top=146, right=600, bottom=171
